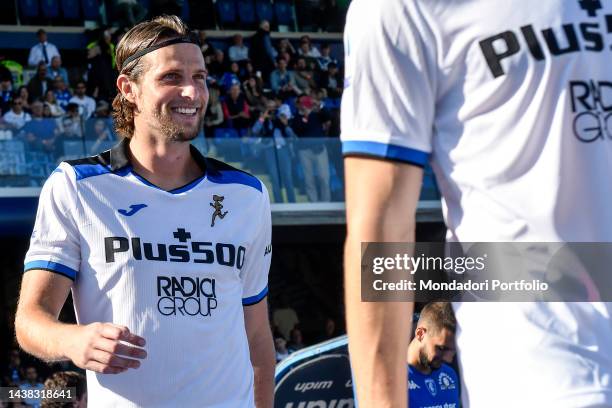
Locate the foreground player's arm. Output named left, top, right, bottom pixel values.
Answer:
left=344, top=157, right=423, bottom=407
left=15, top=270, right=147, bottom=374
left=244, top=301, right=275, bottom=408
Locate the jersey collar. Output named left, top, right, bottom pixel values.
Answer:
left=109, top=137, right=208, bottom=174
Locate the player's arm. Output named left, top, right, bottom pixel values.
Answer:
left=244, top=300, right=275, bottom=408
left=344, top=156, right=423, bottom=407
left=15, top=270, right=147, bottom=374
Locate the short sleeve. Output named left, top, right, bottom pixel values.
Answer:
left=240, top=184, right=272, bottom=306
left=24, top=163, right=80, bottom=281
left=340, top=0, right=436, bottom=167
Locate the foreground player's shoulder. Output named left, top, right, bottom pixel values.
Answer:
left=62, top=148, right=116, bottom=181
left=205, top=156, right=266, bottom=197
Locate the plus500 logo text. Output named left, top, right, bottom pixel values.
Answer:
left=104, top=228, right=246, bottom=268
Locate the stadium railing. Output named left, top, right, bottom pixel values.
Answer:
left=0, top=118, right=443, bottom=225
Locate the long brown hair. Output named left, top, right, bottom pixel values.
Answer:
left=112, top=15, right=190, bottom=138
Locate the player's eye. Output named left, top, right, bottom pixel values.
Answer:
left=193, top=73, right=207, bottom=81
left=162, top=73, right=180, bottom=81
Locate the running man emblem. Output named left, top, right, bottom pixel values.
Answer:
left=210, top=195, right=228, bottom=227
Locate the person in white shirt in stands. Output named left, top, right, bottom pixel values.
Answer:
left=68, top=81, right=96, bottom=120
left=2, top=98, right=31, bottom=130
left=28, top=29, right=61, bottom=68
left=228, top=34, right=249, bottom=63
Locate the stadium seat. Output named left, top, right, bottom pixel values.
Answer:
left=60, top=0, right=80, bottom=20
left=81, top=0, right=99, bottom=20
left=274, top=0, right=295, bottom=31
left=216, top=0, right=237, bottom=29
left=41, top=0, right=60, bottom=19
left=214, top=128, right=240, bottom=138
left=254, top=0, right=273, bottom=25
left=237, top=0, right=256, bottom=29
left=18, top=0, right=40, bottom=20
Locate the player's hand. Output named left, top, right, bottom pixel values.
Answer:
left=66, top=322, right=147, bottom=374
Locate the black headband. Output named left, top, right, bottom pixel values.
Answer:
left=120, top=33, right=200, bottom=71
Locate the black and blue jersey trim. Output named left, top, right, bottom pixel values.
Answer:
left=24, top=260, right=78, bottom=281
left=342, top=141, right=430, bottom=167
left=242, top=286, right=268, bottom=306
left=65, top=138, right=262, bottom=193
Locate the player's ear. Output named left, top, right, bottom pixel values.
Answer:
left=117, top=74, right=137, bottom=104
left=415, top=327, right=426, bottom=341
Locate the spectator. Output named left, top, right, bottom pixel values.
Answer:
left=207, top=49, right=228, bottom=80
left=19, top=366, right=45, bottom=408
left=292, top=95, right=331, bottom=202
left=3, top=349, right=23, bottom=386
left=21, top=100, right=59, bottom=153
left=249, top=20, right=277, bottom=82
left=42, top=371, right=87, bottom=408
left=294, top=57, right=317, bottom=95
left=274, top=337, right=290, bottom=362
left=68, top=82, right=96, bottom=119
left=47, top=56, right=69, bottom=86
left=219, top=62, right=241, bottom=92
left=2, top=98, right=31, bottom=130
left=92, top=100, right=110, bottom=118
left=27, top=62, right=53, bottom=102
left=43, top=90, right=65, bottom=117
left=288, top=328, right=305, bottom=352
left=222, top=83, right=251, bottom=131
left=204, top=87, right=224, bottom=137
left=317, top=43, right=338, bottom=71
left=88, top=118, right=114, bottom=154
left=272, top=295, right=300, bottom=340
left=28, top=29, right=61, bottom=67
left=197, top=30, right=216, bottom=64
left=57, top=103, right=83, bottom=139
left=42, top=103, right=53, bottom=118
left=251, top=102, right=297, bottom=203
left=297, top=36, right=321, bottom=59
left=228, top=34, right=249, bottom=63
left=243, top=76, right=266, bottom=112
left=270, top=58, right=300, bottom=98
left=407, top=302, right=459, bottom=408
left=0, top=73, right=12, bottom=114
left=17, top=86, right=31, bottom=112
left=319, top=62, right=342, bottom=98
left=276, top=39, right=297, bottom=62
left=86, top=29, right=117, bottom=101
left=52, top=77, right=71, bottom=110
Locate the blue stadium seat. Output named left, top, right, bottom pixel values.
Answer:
left=18, top=0, right=40, bottom=19
left=81, top=0, right=99, bottom=20
left=181, top=0, right=190, bottom=22
left=214, top=128, right=240, bottom=138
left=254, top=0, right=273, bottom=24
left=237, top=0, right=256, bottom=28
left=61, top=0, right=80, bottom=19
left=41, top=0, right=60, bottom=19
left=274, top=0, right=294, bottom=29
left=216, top=0, right=237, bottom=28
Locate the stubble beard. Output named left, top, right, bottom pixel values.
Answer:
left=153, top=106, right=205, bottom=143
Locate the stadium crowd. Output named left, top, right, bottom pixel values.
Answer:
left=0, top=14, right=345, bottom=202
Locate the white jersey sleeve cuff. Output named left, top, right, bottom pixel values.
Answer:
left=342, top=140, right=430, bottom=167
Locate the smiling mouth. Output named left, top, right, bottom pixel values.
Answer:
left=171, top=107, right=199, bottom=116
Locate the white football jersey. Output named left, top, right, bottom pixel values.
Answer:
left=341, top=1, right=612, bottom=406
left=24, top=139, right=271, bottom=407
